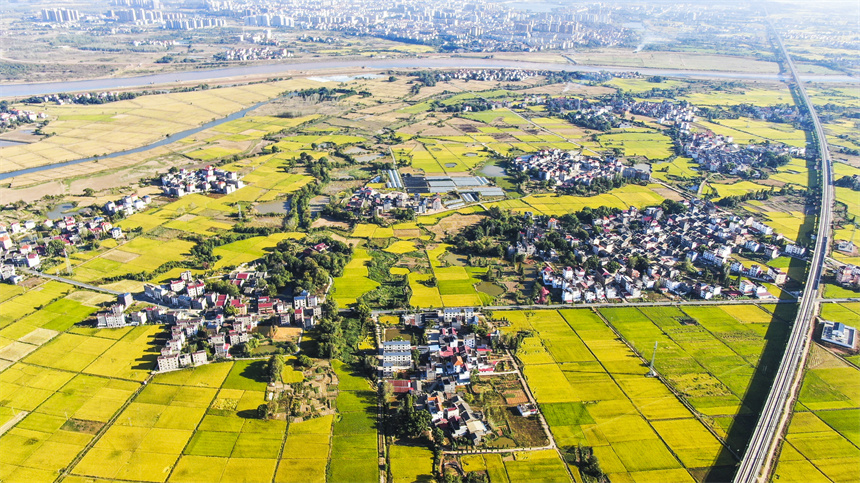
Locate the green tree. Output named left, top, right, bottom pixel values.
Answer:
left=297, top=354, right=313, bottom=368
left=397, top=394, right=431, bottom=439
left=46, top=239, right=67, bottom=258
left=431, top=427, right=445, bottom=447
left=443, top=474, right=462, bottom=483
left=355, top=302, right=372, bottom=322
left=405, top=409, right=431, bottom=439
left=257, top=403, right=270, bottom=420
left=268, top=355, right=284, bottom=383
left=465, top=473, right=488, bottom=483
left=208, top=279, right=241, bottom=297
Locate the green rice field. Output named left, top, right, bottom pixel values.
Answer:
left=328, top=361, right=378, bottom=483
left=597, top=131, right=674, bottom=160
left=488, top=184, right=666, bottom=216
left=771, top=336, right=860, bottom=483
left=331, top=248, right=380, bottom=307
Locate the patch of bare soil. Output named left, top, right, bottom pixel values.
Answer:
left=426, top=213, right=485, bottom=239
left=650, top=186, right=685, bottom=201
left=61, top=419, right=104, bottom=435
left=311, top=217, right=351, bottom=231
left=489, top=133, right=519, bottom=142
left=323, top=180, right=363, bottom=195
left=270, top=327, right=302, bottom=342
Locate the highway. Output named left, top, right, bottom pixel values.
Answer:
left=732, top=22, right=835, bottom=483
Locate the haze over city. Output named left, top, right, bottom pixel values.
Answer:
left=0, top=1, right=857, bottom=483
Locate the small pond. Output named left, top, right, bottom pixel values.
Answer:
left=47, top=202, right=89, bottom=220
left=256, top=200, right=291, bottom=215
left=476, top=282, right=506, bottom=298
left=480, top=164, right=506, bottom=177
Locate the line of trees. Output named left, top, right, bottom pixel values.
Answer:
left=21, top=91, right=140, bottom=105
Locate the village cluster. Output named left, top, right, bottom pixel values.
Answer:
left=682, top=131, right=805, bottom=176
left=0, top=106, right=47, bottom=129
left=512, top=149, right=650, bottom=187
left=160, top=166, right=245, bottom=198
left=512, top=200, right=805, bottom=303
left=0, top=169, right=247, bottom=286
left=0, top=214, right=126, bottom=284
left=22, top=91, right=138, bottom=106
left=543, top=96, right=804, bottom=178
left=214, top=46, right=292, bottom=61
left=427, top=69, right=542, bottom=83
left=382, top=308, right=501, bottom=444
left=86, top=266, right=327, bottom=372
left=546, top=97, right=698, bottom=131
left=141, top=269, right=323, bottom=327
left=104, top=193, right=153, bottom=216
left=345, top=187, right=443, bottom=217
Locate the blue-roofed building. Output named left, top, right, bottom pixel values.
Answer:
left=821, top=320, right=857, bottom=350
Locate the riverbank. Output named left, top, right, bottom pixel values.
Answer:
left=2, top=55, right=857, bottom=98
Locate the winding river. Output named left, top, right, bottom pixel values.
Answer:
left=0, top=56, right=855, bottom=180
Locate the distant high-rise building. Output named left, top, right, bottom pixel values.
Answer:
left=41, top=8, right=81, bottom=23
left=165, top=17, right=225, bottom=30
left=112, top=0, right=160, bottom=8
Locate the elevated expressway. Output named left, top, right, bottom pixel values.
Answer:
left=733, top=23, right=835, bottom=483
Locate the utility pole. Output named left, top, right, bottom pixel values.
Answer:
left=63, top=249, right=72, bottom=276
left=647, top=341, right=658, bottom=377
left=237, top=203, right=242, bottom=221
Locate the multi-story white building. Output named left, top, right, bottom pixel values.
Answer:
left=157, top=354, right=180, bottom=372
left=97, top=304, right=127, bottom=328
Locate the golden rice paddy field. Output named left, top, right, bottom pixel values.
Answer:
left=0, top=79, right=325, bottom=173
left=492, top=309, right=737, bottom=482
left=0, top=279, right=163, bottom=483
left=2, top=64, right=854, bottom=483
left=1, top=276, right=379, bottom=483
left=771, top=329, right=860, bottom=483
left=489, top=184, right=666, bottom=216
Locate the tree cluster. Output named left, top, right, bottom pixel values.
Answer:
left=446, top=205, right=619, bottom=262
left=835, top=174, right=860, bottom=191
left=393, top=394, right=432, bottom=439
left=258, top=236, right=352, bottom=295
left=267, top=355, right=285, bottom=384
left=313, top=301, right=373, bottom=360
left=290, top=87, right=361, bottom=102
left=562, top=110, right=621, bottom=132
left=440, top=99, right=492, bottom=113
left=564, top=446, right=607, bottom=483
left=286, top=181, right=323, bottom=230
left=716, top=189, right=774, bottom=207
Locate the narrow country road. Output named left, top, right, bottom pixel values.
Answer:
left=22, top=268, right=123, bottom=295
left=363, top=296, right=858, bottom=316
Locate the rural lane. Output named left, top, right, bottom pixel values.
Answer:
left=21, top=268, right=123, bottom=296
left=364, top=296, right=859, bottom=317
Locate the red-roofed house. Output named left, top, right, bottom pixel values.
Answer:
left=229, top=299, right=247, bottom=315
